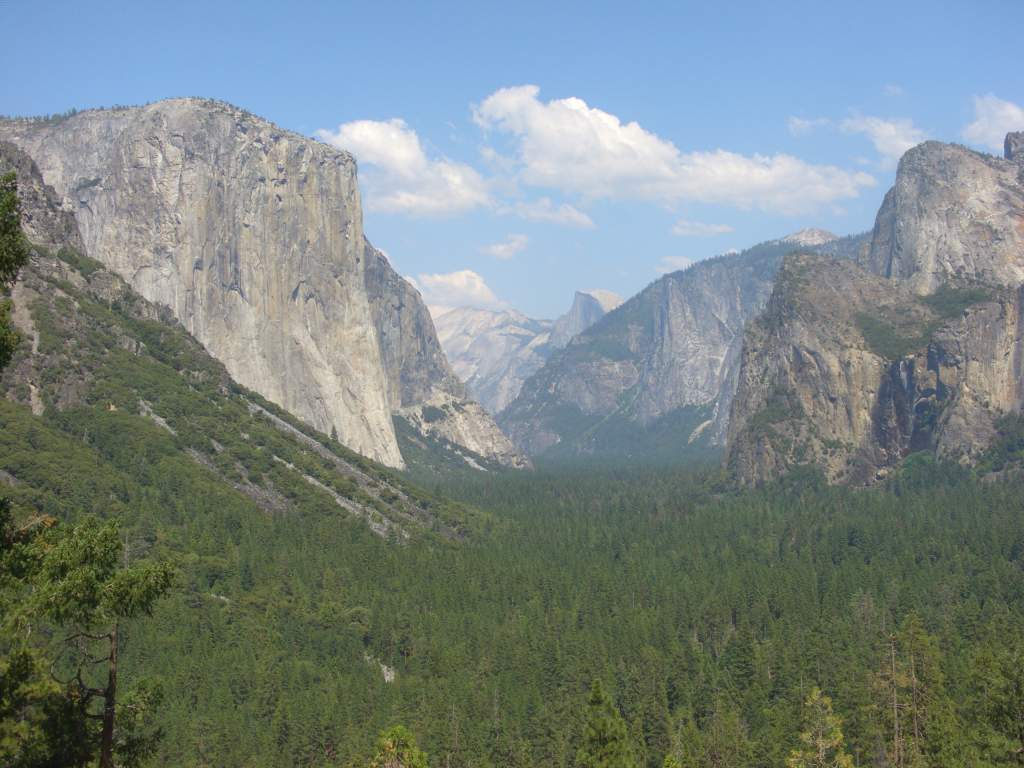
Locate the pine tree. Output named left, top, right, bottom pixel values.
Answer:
left=368, top=725, right=429, bottom=768
left=577, top=680, right=639, bottom=768
left=786, top=687, right=854, bottom=768
left=0, top=171, right=30, bottom=370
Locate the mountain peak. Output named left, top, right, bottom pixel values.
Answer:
left=580, top=289, right=624, bottom=313
left=781, top=228, right=838, bottom=246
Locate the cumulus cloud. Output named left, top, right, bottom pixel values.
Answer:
left=787, top=116, right=831, bottom=136
left=839, top=115, right=927, bottom=166
left=504, top=197, right=594, bottom=228
left=481, top=234, right=529, bottom=260
left=656, top=256, right=694, bottom=274
left=671, top=219, right=734, bottom=237
left=473, top=85, right=874, bottom=214
left=413, top=269, right=504, bottom=314
left=316, top=118, right=489, bottom=215
left=962, top=94, right=1024, bottom=151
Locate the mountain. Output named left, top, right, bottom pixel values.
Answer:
left=433, top=307, right=553, bottom=414
left=498, top=239, right=806, bottom=462
left=548, top=289, right=623, bottom=348
left=780, top=227, right=838, bottom=247
left=727, top=134, right=1024, bottom=484
left=0, top=99, right=521, bottom=471
left=433, top=289, right=622, bottom=414
left=861, top=139, right=1024, bottom=294
left=0, top=141, right=480, bottom=537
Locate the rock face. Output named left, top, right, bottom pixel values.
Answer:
left=548, top=290, right=623, bottom=348
left=499, top=240, right=797, bottom=459
left=728, top=134, right=1024, bottom=485
left=363, top=240, right=527, bottom=467
left=861, top=140, right=1024, bottom=294
left=434, top=289, right=621, bottom=415
left=1006, top=131, right=1024, bottom=162
left=726, top=255, right=1022, bottom=484
left=0, top=99, right=519, bottom=469
left=434, top=307, right=553, bottom=414
left=0, top=141, right=83, bottom=253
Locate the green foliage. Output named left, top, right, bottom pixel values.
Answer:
left=419, top=405, right=446, bottom=423
left=920, top=284, right=992, bottom=319
left=786, top=688, right=853, bottom=768
left=0, top=172, right=30, bottom=371
left=856, top=284, right=993, bottom=361
left=4, top=245, right=1024, bottom=766
left=577, top=680, right=638, bottom=768
left=28, top=516, right=176, bottom=628
left=0, top=298, right=19, bottom=371
left=855, top=312, right=933, bottom=360
left=0, top=172, right=29, bottom=289
left=368, top=725, right=430, bottom=768
left=746, top=385, right=804, bottom=436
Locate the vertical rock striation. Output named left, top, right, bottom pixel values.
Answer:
left=862, top=140, right=1024, bottom=294
left=727, top=134, right=1024, bottom=484
left=0, top=99, right=522, bottom=469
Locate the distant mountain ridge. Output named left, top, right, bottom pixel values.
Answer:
left=434, top=289, right=622, bottom=414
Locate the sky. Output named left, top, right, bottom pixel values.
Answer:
left=2, top=0, right=1023, bottom=318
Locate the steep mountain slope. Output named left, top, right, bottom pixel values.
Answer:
left=434, top=289, right=622, bottom=414
left=0, top=99, right=520, bottom=470
left=726, top=254, right=1011, bottom=484
left=727, top=134, right=1024, bottom=484
left=0, top=146, right=481, bottom=537
left=498, top=239, right=802, bottom=461
left=362, top=241, right=526, bottom=468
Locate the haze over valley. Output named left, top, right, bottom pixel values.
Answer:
left=1, top=3, right=1023, bottom=767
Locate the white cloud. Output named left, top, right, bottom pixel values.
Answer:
left=413, top=269, right=504, bottom=314
left=883, top=84, right=904, bottom=97
left=787, top=116, right=831, bottom=136
left=504, top=197, right=594, bottom=228
left=474, top=85, right=874, bottom=214
left=481, top=234, right=529, bottom=260
left=671, top=219, right=734, bottom=237
left=962, top=94, right=1024, bottom=151
left=316, top=118, right=489, bottom=215
left=656, top=256, right=693, bottom=274
left=840, top=115, right=927, bottom=166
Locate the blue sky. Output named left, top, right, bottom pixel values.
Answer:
left=3, top=0, right=1022, bottom=318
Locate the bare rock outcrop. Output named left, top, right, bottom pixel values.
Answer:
left=727, top=254, right=1023, bottom=485
left=862, top=140, right=1024, bottom=294
left=0, top=99, right=522, bottom=469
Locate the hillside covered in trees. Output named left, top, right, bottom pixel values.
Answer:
left=1, top=113, right=1024, bottom=768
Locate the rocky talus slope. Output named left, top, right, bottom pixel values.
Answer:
left=0, top=99, right=520, bottom=469
left=727, top=134, right=1024, bottom=484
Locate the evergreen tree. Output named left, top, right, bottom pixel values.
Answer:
left=368, top=725, right=429, bottom=768
left=24, top=516, right=176, bottom=768
left=786, top=687, right=854, bottom=768
left=0, top=171, right=30, bottom=370
left=577, top=680, right=639, bottom=768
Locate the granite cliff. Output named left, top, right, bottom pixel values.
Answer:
left=727, top=134, right=1024, bottom=484
left=0, top=99, right=520, bottom=469
left=498, top=239, right=803, bottom=460
left=434, top=289, right=621, bottom=414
